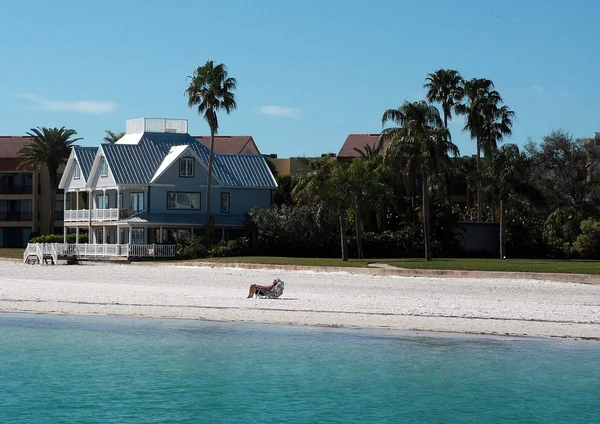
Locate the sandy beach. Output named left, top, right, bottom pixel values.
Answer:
left=1, top=260, right=599, bottom=339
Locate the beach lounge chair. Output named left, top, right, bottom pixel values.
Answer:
left=255, top=279, right=284, bottom=299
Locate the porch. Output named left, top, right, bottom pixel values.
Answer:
left=23, top=242, right=177, bottom=264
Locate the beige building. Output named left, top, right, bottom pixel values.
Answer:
left=0, top=136, right=65, bottom=247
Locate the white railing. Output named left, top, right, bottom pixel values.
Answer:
left=24, top=243, right=177, bottom=262
left=126, top=118, right=188, bottom=134
left=64, top=209, right=121, bottom=222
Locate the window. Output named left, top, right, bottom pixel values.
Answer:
left=54, top=200, right=64, bottom=221
left=95, top=229, right=104, bottom=244
left=0, top=173, right=33, bottom=194
left=130, top=192, right=144, bottom=213
left=0, top=200, right=32, bottom=221
left=167, top=192, right=200, bottom=210
left=96, top=194, right=109, bottom=209
left=73, top=160, right=80, bottom=179
left=220, top=192, right=230, bottom=213
left=118, top=193, right=124, bottom=209
left=100, top=157, right=108, bottom=177
left=180, top=157, right=194, bottom=177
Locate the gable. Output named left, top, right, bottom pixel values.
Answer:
left=337, top=134, right=386, bottom=159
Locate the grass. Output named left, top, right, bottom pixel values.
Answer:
left=0, top=248, right=25, bottom=260
left=199, top=256, right=600, bottom=274
left=4, top=247, right=598, bottom=274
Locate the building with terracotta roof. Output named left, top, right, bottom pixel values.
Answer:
left=193, top=135, right=260, bottom=155
left=337, top=134, right=388, bottom=162
left=0, top=136, right=66, bottom=247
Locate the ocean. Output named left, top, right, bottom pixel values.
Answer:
left=1, top=313, right=599, bottom=423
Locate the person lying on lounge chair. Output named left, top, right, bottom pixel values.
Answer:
left=247, top=278, right=282, bottom=298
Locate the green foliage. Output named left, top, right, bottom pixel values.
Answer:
left=349, top=226, right=423, bottom=258
left=30, top=234, right=88, bottom=244
left=543, top=208, right=581, bottom=258
left=574, top=219, right=600, bottom=259
left=249, top=204, right=340, bottom=257
left=207, top=237, right=250, bottom=257
left=176, top=237, right=208, bottom=260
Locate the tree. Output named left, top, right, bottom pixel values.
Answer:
left=482, top=144, right=542, bottom=258
left=103, top=130, right=125, bottom=144
left=19, top=127, right=82, bottom=234
left=456, top=78, right=514, bottom=222
left=525, top=130, right=600, bottom=215
left=185, top=60, right=237, bottom=242
left=292, top=157, right=352, bottom=261
left=424, top=69, right=464, bottom=129
left=381, top=101, right=459, bottom=260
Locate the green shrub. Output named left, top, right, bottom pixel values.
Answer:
left=574, top=219, right=600, bottom=259
left=176, top=237, right=208, bottom=260
left=208, top=237, right=250, bottom=257
left=30, top=233, right=88, bottom=244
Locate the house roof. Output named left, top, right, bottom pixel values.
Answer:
left=101, top=132, right=276, bottom=188
left=73, top=146, right=97, bottom=180
left=0, top=136, right=33, bottom=158
left=337, top=134, right=388, bottom=158
left=193, top=135, right=259, bottom=155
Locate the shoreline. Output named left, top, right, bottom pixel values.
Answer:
left=1, top=261, right=599, bottom=340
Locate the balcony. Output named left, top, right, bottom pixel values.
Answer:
left=64, top=208, right=133, bottom=222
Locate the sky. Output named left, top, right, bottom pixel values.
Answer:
left=1, top=0, right=599, bottom=158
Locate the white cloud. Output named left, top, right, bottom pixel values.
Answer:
left=14, top=93, right=117, bottom=114
left=258, top=105, right=300, bottom=118
left=531, top=85, right=544, bottom=95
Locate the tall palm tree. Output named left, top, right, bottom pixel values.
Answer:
left=482, top=144, right=542, bottom=258
left=103, top=130, right=125, bottom=144
left=424, top=69, right=464, bottom=129
left=381, top=101, right=459, bottom=260
left=18, top=127, right=82, bottom=234
left=185, top=60, right=237, bottom=242
left=455, top=78, right=514, bottom=221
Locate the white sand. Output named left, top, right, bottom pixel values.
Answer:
left=1, top=260, right=599, bottom=339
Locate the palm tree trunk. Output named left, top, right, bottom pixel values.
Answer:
left=339, top=208, right=348, bottom=261
left=476, top=141, right=482, bottom=222
left=422, top=167, right=431, bottom=261
left=499, top=198, right=505, bottom=259
left=205, top=130, right=215, bottom=243
left=48, top=167, right=57, bottom=235
left=354, top=199, right=363, bottom=259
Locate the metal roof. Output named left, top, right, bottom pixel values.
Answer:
left=101, top=132, right=277, bottom=188
left=73, top=146, right=98, bottom=180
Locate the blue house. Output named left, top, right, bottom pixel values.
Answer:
left=54, top=118, right=276, bottom=257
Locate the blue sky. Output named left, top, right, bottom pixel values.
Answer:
left=1, top=0, right=599, bottom=157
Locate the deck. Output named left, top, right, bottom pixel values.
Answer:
left=23, top=243, right=177, bottom=264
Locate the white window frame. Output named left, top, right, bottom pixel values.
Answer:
left=73, top=160, right=80, bottom=179
left=180, top=157, right=194, bottom=177
left=100, top=158, right=108, bottom=177
left=130, top=192, right=144, bottom=213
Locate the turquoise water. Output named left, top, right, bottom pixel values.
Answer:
left=1, top=314, right=599, bottom=423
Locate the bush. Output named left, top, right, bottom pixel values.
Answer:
left=208, top=237, right=250, bottom=257
left=30, top=233, right=89, bottom=244
left=574, top=219, right=600, bottom=259
left=176, top=237, right=208, bottom=260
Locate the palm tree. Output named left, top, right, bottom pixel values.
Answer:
left=424, top=69, right=464, bottom=129
left=185, top=60, right=237, bottom=242
left=381, top=101, right=459, bottom=260
left=18, top=127, right=82, bottom=234
left=482, top=144, right=542, bottom=258
left=103, top=130, right=125, bottom=144
left=455, top=78, right=514, bottom=221
left=293, top=157, right=352, bottom=261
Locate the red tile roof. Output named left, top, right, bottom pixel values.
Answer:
left=337, top=134, right=388, bottom=158
left=193, top=135, right=260, bottom=155
left=0, top=136, right=34, bottom=158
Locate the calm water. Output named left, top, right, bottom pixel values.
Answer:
left=1, top=314, right=599, bottom=423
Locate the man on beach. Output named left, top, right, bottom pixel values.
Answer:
left=247, top=279, right=280, bottom=298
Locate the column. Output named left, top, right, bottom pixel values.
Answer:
left=76, top=227, right=80, bottom=244
left=63, top=193, right=67, bottom=244
left=103, top=225, right=106, bottom=244
left=88, top=189, right=92, bottom=242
